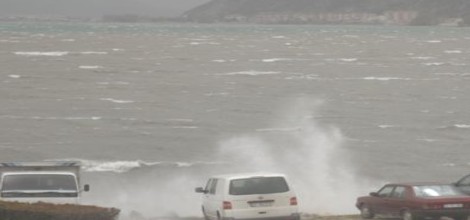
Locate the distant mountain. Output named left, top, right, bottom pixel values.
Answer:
left=183, top=0, right=470, bottom=26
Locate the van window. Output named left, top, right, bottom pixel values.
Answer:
left=229, top=177, right=289, bottom=195
left=204, top=179, right=213, bottom=192
left=209, top=179, right=218, bottom=194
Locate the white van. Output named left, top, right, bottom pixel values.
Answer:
left=195, top=173, right=300, bottom=220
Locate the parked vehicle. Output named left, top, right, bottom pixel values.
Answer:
left=0, top=161, right=90, bottom=204
left=356, top=182, right=470, bottom=220
left=454, top=174, right=470, bottom=195
left=195, top=173, right=300, bottom=220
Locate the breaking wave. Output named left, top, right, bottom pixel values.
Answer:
left=47, top=159, right=225, bottom=173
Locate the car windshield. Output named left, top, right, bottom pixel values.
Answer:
left=229, top=176, right=289, bottom=195
left=413, top=185, right=463, bottom=198
left=2, top=174, right=77, bottom=191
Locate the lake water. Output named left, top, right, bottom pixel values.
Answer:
left=1, top=22, right=470, bottom=218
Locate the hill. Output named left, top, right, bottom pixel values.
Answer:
left=183, top=0, right=470, bottom=26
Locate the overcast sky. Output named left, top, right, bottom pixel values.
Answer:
left=0, top=0, right=211, bottom=17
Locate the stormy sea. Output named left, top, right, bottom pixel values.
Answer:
left=1, top=22, right=469, bottom=218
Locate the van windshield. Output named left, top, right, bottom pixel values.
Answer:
left=2, top=174, right=78, bottom=191
left=229, top=176, right=289, bottom=195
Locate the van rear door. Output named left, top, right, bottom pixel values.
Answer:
left=226, top=176, right=296, bottom=218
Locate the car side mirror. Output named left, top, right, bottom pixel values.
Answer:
left=370, top=192, right=379, bottom=197
left=84, top=184, right=90, bottom=192
left=195, top=187, right=207, bottom=193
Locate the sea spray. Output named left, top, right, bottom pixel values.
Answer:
left=216, top=97, right=373, bottom=214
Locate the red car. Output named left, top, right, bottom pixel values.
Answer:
left=356, top=183, right=470, bottom=220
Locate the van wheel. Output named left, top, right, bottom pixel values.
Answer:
left=202, top=207, right=210, bottom=220
left=360, top=204, right=374, bottom=219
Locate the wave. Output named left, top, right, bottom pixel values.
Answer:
left=100, top=98, right=135, bottom=104
left=454, top=124, right=470, bottom=128
left=440, top=124, right=470, bottom=129
left=363, top=77, right=411, bottom=81
left=219, top=70, right=280, bottom=76
left=47, top=159, right=225, bottom=173
left=79, top=65, right=103, bottom=69
left=14, top=51, right=69, bottom=56
left=13, top=51, right=109, bottom=57
left=8, top=75, right=21, bottom=79
left=444, top=50, right=463, bottom=54
left=0, top=115, right=102, bottom=121
left=80, top=51, right=108, bottom=55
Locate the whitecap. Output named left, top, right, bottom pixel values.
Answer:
left=172, top=126, right=199, bottom=129
left=339, top=58, right=358, bottom=62
left=2, top=115, right=101, bottom=120
left=80, top=51, right=108, bottom=55
left=100, top=98, right=135, bottom=104
left=441, top=163, right=456, bottom=167
left=212, top=59, right=227, bottom=63
left=256, top=127, right=302, bottom=132
left=82, top=160, right=146, bottom=173
left=454, top=124, right=470, bottom=129
left=14, top=51, right=69, bottom=56
left=79, top=65, right=103, bottom=69
left=221, top=71, right=280, bottom=76
left=445, top=50, right=462, bottom=54
left=272, top=35, right=286, bottom=39
left=411, top=56, right=435, bottom=60
left=417, top=138, right=437, bottom=142
left=424, top=62, right=445, bottom=66
left=167, top=118, right=194, bottom=122
left=363, top=77, right=411, bottom=81
left=426, top=40, right=442, bottom=43
left=261, top=58, right=292, bottom=63
left=8, top=75, right=21, bottom=79
left=378, top=125, right=397, bottom=129
left=97, top=81, right=130, bottom=85
left=61, top=39, right=76, bottom=42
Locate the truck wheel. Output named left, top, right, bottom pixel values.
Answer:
left=360, top=205, right=374, bottom=219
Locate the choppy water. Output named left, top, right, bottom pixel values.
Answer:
left=1, top=22, right=470, bottom=218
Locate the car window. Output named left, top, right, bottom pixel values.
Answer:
left=458, top=175, right=470, bottom=186
left=413, top=185, right=464, bottom=197
left=391, top=186, right=406, bottom=199
left=378, top=186, right=395, bottom=197
left=229, top=176, right=289, bottom=195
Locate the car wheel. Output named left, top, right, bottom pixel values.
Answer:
left=360, top=205, right=374, bottom=219
left=402, top=210, right=416, bottom=220
left=453, top=216, right=468, bottom=220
